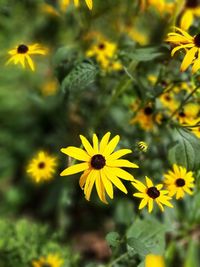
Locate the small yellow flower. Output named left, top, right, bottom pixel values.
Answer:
left=164, top=164, right=195, bottom=199
left=132, top=176, right=173, bottom=213
left=176, top=102, right=199, bottom=124
left=140, top=0, right=175, bottom=14
left=60, top=132, right=139, bottom=203
left=32, top=254, right=63, bottom=267
left=41, top=79, right=59, bottom=96
left=59, top=0, right=92, bottom=11
left=159, top=92, right=179, bottom=112
left=27, top=151, right=57, bottom=183
left=166, top=27, right=200, bottom=73
left=180, top=0, right=200, bottom=30
left=145, top=254, right=166, bottom=267
left=137, top=141, right=148, bottom=152
left=6, top=43, right=47, bottom=71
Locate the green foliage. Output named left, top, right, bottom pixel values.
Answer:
left=0, top=219, right=79, bottom=267
left=168, top=127, right=200, bottom=170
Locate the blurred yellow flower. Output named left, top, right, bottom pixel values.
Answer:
left=41, top=79, right=59, bottom=96
left=32, top=254, right=63, bottom=267
left=40, top=3, right=60, bottom=16
left=27, top=151, right=57, bottom=183
left=86, top=38, right=122, bottom=71
left=159, top=92, right=179, bottom=112
left=140, top=0, right=175, bottom=14
left=176, top=102, right=199, bottom=124
left=59, top=0, right=92, bottom=11
left=132, top=176, right=173, bottom=213
left=6, top=43, right=47, bottom=71
left=145, top=254, right=166, bottom=267
left=130, top=104, right=161, bottom=131
left=180, top=0, right=200, bottom=30
left=164, top=164, right=195, bottom=199
left=126, top=26, right=149, bottom=46
left=60, top=132, right=138, bottom=203
left=166, top=27, right=200, bottom=73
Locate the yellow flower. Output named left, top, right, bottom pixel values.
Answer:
left=86, top=38, right=121, bottom=71
left=41, top=79, right=59, bottom=96
left=126, top=26, right=149, bottom=46
left=140, top=0, right=175, bottom=14
left=132, top=176, right=173, bottom=213
left=166, top=27, right=200, bottom=73
left=130, top=104, right=161, bottom=131
left=59, top=0, right=92, bottom=11
left=145, top=254, right=166, bottom=267
left=137, top=141, right=148, bottom=152
left=180, top=0, right=200, bottom=30
left=6, top=43, right=47, bottom=71
left=32, top=254, right=63, bottom=267
left=60, top=132, right=139, bottom=203
left=159, top=92, right=179, bottom=112
left=164, top=164, right=195, bottom=199
left=27, top=151, right=57, bottom=183
left=176, top=102, right=199, bottom=124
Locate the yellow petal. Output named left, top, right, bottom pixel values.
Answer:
left=111, top=167, right=135, bottom=181
left=85, top=0, right=92, bottom=10
left=192, top=54, right=200, bottom=73
left=101, top=169, right=113, bottom=199
left=106, top=159, right=139, bottom=168
left=145, top=176, right=154, bottom=187
left=60, top=162, right=89, bottom=176
left=180, top=47, right=197, bottom=72
left=95, top=172, right=108, bottom=204
left=92, top=134, right=99, bottom=154
left=99, top=132, right=111, bottom=154
left=180, top=10, right=193, bottom=31
left=104, top=166, right=127, bottom=194
left=61, top=146, right=90, bottom=161
left=84, top=170, right=97, bottom=201
left=148, top=198, right=154, bottom=213
left=132, top=180, right=146, bottom=192
left=25, top=54, right=35, bottom=71
left=79, top=135, right=95, bottom=156
left=74, top=0, right=79, bottom=7
left=107, top=149, right=132, bottom=160
left=134, top=192, right=145, bottom=198
left=171, top=43, right=194, bottom=56
left=139, top=198, right=148, bottom=209
left=103, top=135, right=120, bottom=157
left=79, top=169, right=90, bottom=189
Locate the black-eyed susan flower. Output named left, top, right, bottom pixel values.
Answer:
left=6, top=43, right=47, bottom=71
left=32, top=254, right=63, bottom=267
left=132, top=176, right=173, bottom=213
left=137, top=141, right=148, bottom=152
left=164, top=164, right=195, bottom=199
left=176, top=102, right=199, bottom=124
left=86, top=38, right=122, bottom=71
left=166, top=27, right=200, bottom=73
left=180, top=0, right=200, bottom=30
left=60, top=132, right=139, bottom=203
left=59, top=0, right=92, bottom=11
left=159, top=92, right=179, bottom=112
left=145, top=254, right=166, bottom=267
left=27, top=151, right=57, bottom=183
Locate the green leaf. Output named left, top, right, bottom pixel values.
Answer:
left=184, top=239, right=200, bottom=267
left=127, top=237, right=150, bottom=256
left=168, top=127, right=200, bottom=170
left=106, top=232, right=120, bottom=248
left=61, top=61, right=98, bottom=93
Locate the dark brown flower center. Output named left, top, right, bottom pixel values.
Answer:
left=179, top=111, right=186, bottom=117
left=164, top=95, right=171, bottom=101
left=98, top=43, right=105, bottom=50
left=194, top=33, right=200, bottom=47
left=38, top=162, right=45, bottom=169
left=41, top=264, right=51, bottom=267
left=144, top=106, right=153, bottom=115
left=17, top=44, right=29, bottom=54
left=175, top=178, right=185, bottom=187
left=185, top=0, right=199, bottom=8
left=147, top=187, right=160, bottom=199
left=91, top=154, right=106, bottom=169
